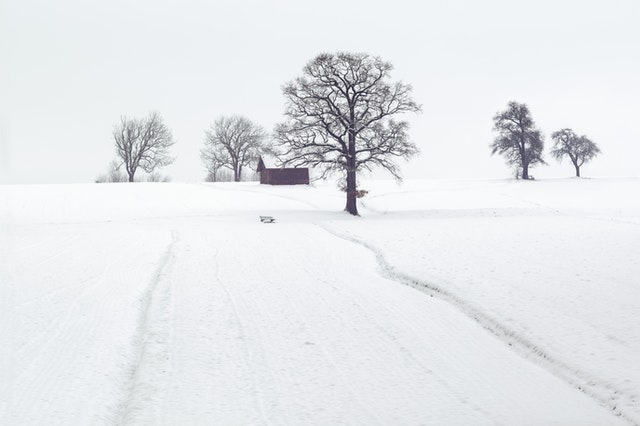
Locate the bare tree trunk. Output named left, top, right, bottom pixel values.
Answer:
left=232, top=160, right=240, bottom=182
left=520, top=144, right=529, bottom=180
left=345, top=130, right=359, bottom=215
left=574, top=162, right=581, bottom=177
left=345, top=169, right=358, bottom=215
left=345, top=145, right=358, bottom=215
left=128, top=171, right=135, bottom=182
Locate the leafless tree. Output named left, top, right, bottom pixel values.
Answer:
left=107, top=159, right=127, bottom=182
left=274, top=52, right=421, bottom=215
left=491, top=101, right=545, bottom=180
left=551, top=128, right=601, bottom=177
left=200, top=140, right=230, bottom=182
left=201, top=116, right=267, bottom=182
left=113, top=111, right=175, bottom=182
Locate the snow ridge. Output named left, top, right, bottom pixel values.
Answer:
left=116, top=230, right=178, bottom=425
left=318, top=224, right=638, bottom=426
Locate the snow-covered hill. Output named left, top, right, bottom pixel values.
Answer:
left=2, top=178, right=639, bottom=425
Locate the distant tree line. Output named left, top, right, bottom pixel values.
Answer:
left=97, top=52, right=604, bottom=216
left=98, top=52, right=421, bottom=217
left=200, top=52, right=420, bottom=214
left=491, top=101, right=601, bottom=180
left=95, top=159, right=171, bottom=183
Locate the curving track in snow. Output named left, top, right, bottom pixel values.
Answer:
left=319, top=223, right=637, bottom=425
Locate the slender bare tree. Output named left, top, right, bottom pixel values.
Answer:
left=200, top=145, right=229, bottom=182
left=113, top=111, right=175, bottom=182
left=274, top=52, right=420, bottom=215
left=107, top=159, right=127, bottom=182
left=491, top=101, right=545, bottom=180
left=95, top=159, right=128, bottom=183
left=551, top=128, right=601, bottom=177
left=201, top=116, right=267, bottom=182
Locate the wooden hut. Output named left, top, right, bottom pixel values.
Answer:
left=256, top=156, right=309, bottom=185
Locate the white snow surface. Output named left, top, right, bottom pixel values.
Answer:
left=2, top=178, right=639, bottom=425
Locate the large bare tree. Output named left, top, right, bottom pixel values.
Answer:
left=274, top=52, right=420, bottom=215
left=551, top=128, right=601, bottom=177
left=201, top=116, right=267, bottom=182
left=491, top=101, right=545, bottom=180
left=113, top=111, right=175, bottom=182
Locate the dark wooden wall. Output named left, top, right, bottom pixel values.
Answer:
left=260, top=168, right=309, bottom=185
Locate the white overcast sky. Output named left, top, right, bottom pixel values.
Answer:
left=1, top=0, right=638, bottom=184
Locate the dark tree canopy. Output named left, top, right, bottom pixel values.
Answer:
left=201, top=116, right=267, bottom=182
left=491, top=101, right=545, bottom=180
left=274, top=52, right=421, bottom=215
left=551, top=128, right=601, bottom=177
left=113, top=111, right=175, bottom=182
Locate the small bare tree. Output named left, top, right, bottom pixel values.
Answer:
left=95, top=159, right=127, bottom=183
left=274, top=52, right=421, bottom=215
left=551, top=128, right=601, bottom=177
left=200, top=140, right=230, bottom=182
left=113, top=111, right=175, bottom=182
left=201, top=116, right=267, bottom=182
left=107, top=159, right=127, bottom=182
left=491, top=101, right=545, bottom=180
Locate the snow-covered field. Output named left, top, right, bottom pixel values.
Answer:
left=2, top=178, right=639, bottom=425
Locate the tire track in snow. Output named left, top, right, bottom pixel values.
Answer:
left=210, top=245, right=272, bottom=425
left=116, top=230, right=178, bottom=425
left=318, top=223, right=638, bottom=426
left=7, top=230, right=152, bottom=425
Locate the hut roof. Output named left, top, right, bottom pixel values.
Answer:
left=256, top=154, right=280, bottom=172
